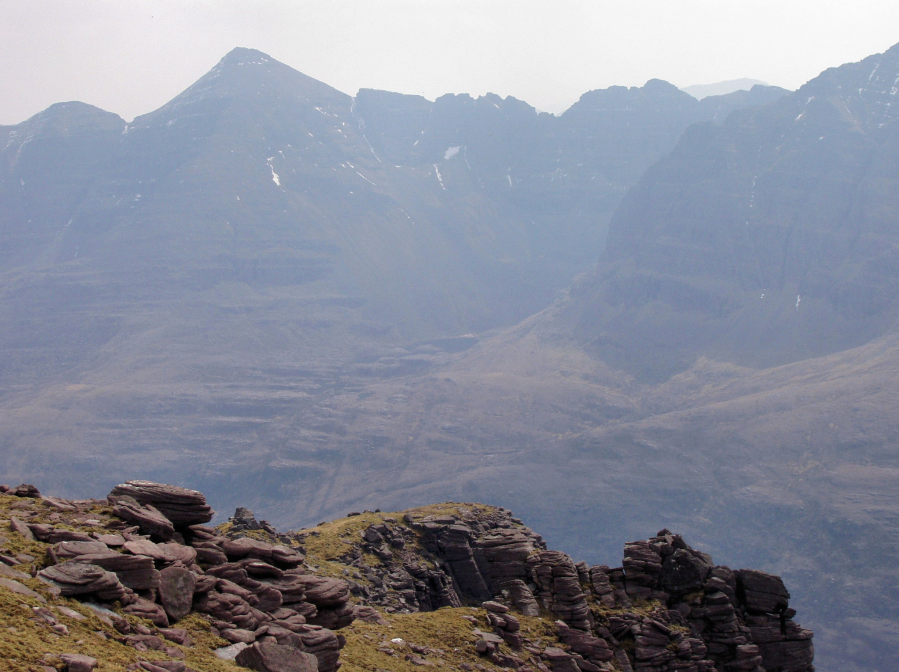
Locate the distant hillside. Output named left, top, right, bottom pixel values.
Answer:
left=564, top=42, right=899, bottom=381
left=682, top=78, right=769, bottom=99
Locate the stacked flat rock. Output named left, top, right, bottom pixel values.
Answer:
left=527, top=550, right=592, bottom=630
left=588, top=565, right=617, bottom=608
left=110, top=495, right=176, bottom=541
left=109, top=481, right=214, bottom=526
left=38, top=561, right=130, bottom=603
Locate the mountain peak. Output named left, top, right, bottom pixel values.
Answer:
left=218, top=46, right=275, bottom=68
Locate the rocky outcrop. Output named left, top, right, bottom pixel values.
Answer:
left=322, top=510, right=813, bottom=672
left=0, top=483, right=814, bottom=672
left=108, top=481, right=214, bottom=527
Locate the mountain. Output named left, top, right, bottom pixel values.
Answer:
left=0, top=46, right=787, bottom=481
left=183, top=43, right=899, bottom=672
left=563, top=42, right=899, bottom=382
left=682, top=79, right=769, bottom=100
left=0, top=49, right=788, bottom=387
left=0, top=480, right=815, bottom=672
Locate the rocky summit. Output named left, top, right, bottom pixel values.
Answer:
left=0, top=480, right=812, bottom=672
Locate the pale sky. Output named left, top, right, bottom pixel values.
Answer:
left=2, top=0, right=898, bottom=125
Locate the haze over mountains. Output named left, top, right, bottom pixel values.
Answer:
left=2, top=42, right=899, bottom=672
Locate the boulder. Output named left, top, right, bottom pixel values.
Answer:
left=158, top=566, right=197, bottom=621
left=111, top=496, right=176, bottom=540
left=52, top=540, right=111, bottom=559
left=123, top=597, right=170, bottom=627
left=38, top=562, right=128, bottom=602
left=236, top=640, right=320, bottom=672
left=659, top=548, right=713, bottom=597
left=60, top=654, right=97, bottom=672
left=73, top=552, right=160, bottom=591
left=109, top=481, right=213, bottom=526
left=289, top=575, right=350, bottom=608
left=737, top=570, right=790, bottom=614
left=12, top=483, right=41, bottom=498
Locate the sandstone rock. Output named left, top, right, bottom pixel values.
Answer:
left=38, top=562, right=127, bottom=602
left=506, top=579, right=541, bottom=616
left=9, top=516, right=35, bottom=541
left=12, top=483, right=41, bottom=498
left=123, top=597, right=170, bottom=627
left=123, top=538, right=170, bottom=561
left=109, top=481, right=213, bottom=526
left=112, top=496, right=177, bottom=540
left=236, top=640, right=320, bottom=672
left=195, top=545, right=229, bottom=566
left=73, top=551, right=160, bottom=590
left=0, top=563, right=30, bottom=581
left=222, top=537, right=276, bottom=562
left=60, top=653, right=97, bottom=672
left=736, top=570, right=790, bottom=614
left=223, top=627, right=258, bottom=643
left=289, top=575, right=350, bottom=608
left=659, top=548, right=713, bottom=597
left=52, top=540, right=111, bottom=559
left=482, top=600, right=510, bottom=613
left=0, top=577, right=46, bottom=602
left=159, top=566, right=197, bottom=621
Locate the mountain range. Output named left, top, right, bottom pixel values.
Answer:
left=2, top=42, right=899, bottom=672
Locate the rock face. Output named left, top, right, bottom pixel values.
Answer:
left=322, top=509, right=814, bottom=672
left=557, top=41, right=899, bottom=381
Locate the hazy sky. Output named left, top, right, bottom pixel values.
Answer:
left=2, top=0, right=898, bottom=125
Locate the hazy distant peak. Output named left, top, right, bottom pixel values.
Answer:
left=681, top=78, right=768, bottom=100
left=3, top=100, right=124, bottom=135
left=218, top=46, right=275, bottom=67
left=642, top=78, right=682, bottom=92
left=565, top=78, right=696, bottom=115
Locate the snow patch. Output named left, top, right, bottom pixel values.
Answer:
left=434, top=164, right=446, bottom=190
left=444, top=146, right=460, bottom=160
left=267, top=158, right=281, bottom=186
left=355, top=171, right=376, bottom=186
left=795, top=294, right=801, bottom=309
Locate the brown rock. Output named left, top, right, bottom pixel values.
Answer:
left=196, top=546, right=228, bottom=566
left=223, top=627, right=258, bottom=643
left=159, top=565, right=197, bottom=621
left=60, top=653, right=97, bottom=672
left=112, top=497, right=176, bottom=540
left=123, top=538, right=170, bottom=560
left=38, top=562, right=127, bottom=602
left=0, top=577, right=46, bottom=602
left=9, top=516, right=35, bottom=541
left=289, top=575, right=350, bottom=608
left=236, top=640, right=320, bottom=672
left=0, top=563, right=30, bottom=581
left=158, top=627, right=193, bottom=646
left=109, top=481, right=213, bottom=526
left=123, top=597, right=170, bottom=627
left=12, top=483, right=41, bottom=498
left=222, top=537, right=275, bottom=562
left=52, top=540, right=110, bottom=559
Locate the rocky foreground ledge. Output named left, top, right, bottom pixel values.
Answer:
left=0, top=482, right=813, bottom=672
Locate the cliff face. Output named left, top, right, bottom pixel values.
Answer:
left=0, top=481, right=812, bottom=672
left=557, top=42, right=899, bottom=382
